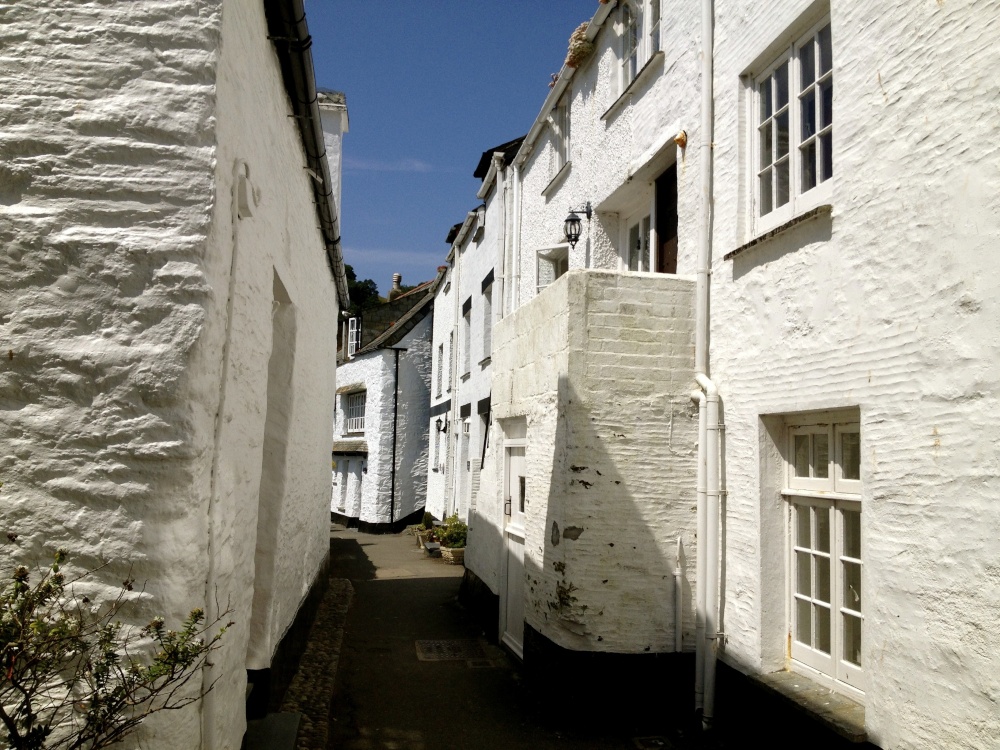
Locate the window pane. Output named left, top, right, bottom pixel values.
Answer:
left=760, top=122, right=773, bottom=167
left=800, top=38, right=815, bottom=88
left=841, top=431, right=860, bottom=480
left=628, top=223, right=640, bottom=271
left=796, top=598, right=811, bottom=645
left=813, top=432, right=829, bottom=478
left=820, top=131, right=833, bottom=182
left=818, top=25, right=832, bottom=75
left=776, top=111, right=789, bottom=158
left=641, top=216, right=651, bottom=272
left=843, top=560, right=862, bottom=611
left=794, top=434, right=810, bottom=477
left=815, top=605, right=831, bottom=654
left=820, top=78, right=833, bottom=129
left=843, top=508, right=861, bottom=559
left=816, top=555, right=830, bottom=602
left=815, top=506, right=830, bottom=553
left=800, top=141, right=816, bottom=192
left=843, top=613, right=862, bottom=666
left=776, top=159, right=790, bottom=207
left=796, top=503, right=811, bottom=547
left=760, top=170, right=773, bottom=216
left=801, top=88, right=816, bottom=139
left=796, top=551, right=812, bottom=595
left=759, top=77, right=772, bottom=120
left=775, top=61, right=789, bottom=109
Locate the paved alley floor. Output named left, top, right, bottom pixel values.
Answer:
left=325, top=527, right=665, bottom=750
left=322, top=527, right=875, bottom=750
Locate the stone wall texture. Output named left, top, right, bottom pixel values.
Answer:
left=486, top=270, right=697, bottom=654
left=0, top=2, right=340, bottom=748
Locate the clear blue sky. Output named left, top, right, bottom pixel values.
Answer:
left=304, top=1, right=596, bottom=294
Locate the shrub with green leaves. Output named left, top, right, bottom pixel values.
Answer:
left=0, top=550, right=231, bottom=750
left=436, top=514, right=467, bottom=549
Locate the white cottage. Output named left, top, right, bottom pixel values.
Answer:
left=332, top=274, right=440, bottom=531
left=0, top=1, right=348, bottom=748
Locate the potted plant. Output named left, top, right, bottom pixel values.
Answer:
left=415, top=511, right=436, bottom=548
left=436, top=514, right=468, bottom=565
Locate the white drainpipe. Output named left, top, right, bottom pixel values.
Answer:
left=675, top=536, right=684, bottom=653
left=510, top=163, right=523, bottom=314
left=691, top=388, right=707, bottom=709
left=693, top=0, right=718, bottom=732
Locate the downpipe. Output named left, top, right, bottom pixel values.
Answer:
left=691, top=389, right=707, bottom=710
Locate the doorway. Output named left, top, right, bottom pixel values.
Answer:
left=501, top=443, right=526, bottom=658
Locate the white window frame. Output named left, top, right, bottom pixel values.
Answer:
left=621, top=211, right=652, bottom=272
left=482, top=285, right=493, bottom=360
left=619, top=0, right=641, bottom=91
left=535, top=244, right=569, bottom=295
left=751, top=17, right=833, bottom=236
left=648, top=0, right=661, bottom=56
left=347, top=317, right=359, bottom=357
left=462, top=308, right=471, bottom=376
left=436, top=343, right=444, bottom=397
left=345, top=391, right=366, bottom=434
left=549, top=92, right=571, bottom=180
left=782, top=412, right=863, bottom=698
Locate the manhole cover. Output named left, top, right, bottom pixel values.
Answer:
left=414, top=639, right=485, bottom=661
left=633, top=738, right=674, bottom=750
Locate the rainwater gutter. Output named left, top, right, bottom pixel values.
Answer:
left=692, top=0, right=720, bottom=732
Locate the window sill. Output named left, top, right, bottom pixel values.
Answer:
left=725, top=204, right=832, bottom=261
left=542, top=162, right=571, bottom=198
left=478, top=356, right=491, bottom=369
left=460, top=372, right=471, bottom=382
left=753, top=669, right=866, bottom=743
left=601, top=51, right=664, bottom=122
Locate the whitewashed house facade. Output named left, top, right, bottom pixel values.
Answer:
left=459, top=1, right=1000, bottom=747
left=0, top=1, right=348, bottom=748
left=332, top=275, right=439, bottom=531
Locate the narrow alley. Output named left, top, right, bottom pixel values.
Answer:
left=272, top=526, right=875, bottom=750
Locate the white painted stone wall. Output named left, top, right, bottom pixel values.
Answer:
left=334, top=313, right=432, bottom=525
left=488, top=270, right=698, bottom=653
left=513, top=6, right=703, bottom=309
left=426, top=265, right=454, bottom=521
left=701, top=2, right=1000, bottom=747
left=0, top=2, right=340, bottom=748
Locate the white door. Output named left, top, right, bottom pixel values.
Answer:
left=502, top=446, right=526, bottom=658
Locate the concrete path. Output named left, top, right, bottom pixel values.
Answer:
left=325, top=527, right=661, bottom=750
left=319, top=527, right=874, bottom=750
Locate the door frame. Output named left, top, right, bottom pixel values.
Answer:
left=498, top=436, right=527, bottom=658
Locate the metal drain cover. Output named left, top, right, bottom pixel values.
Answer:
left=633, top=738, right=674, bottom=750
left=414, top=639, right=486, bottom=661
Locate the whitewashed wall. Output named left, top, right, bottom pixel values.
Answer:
left=335, top=313, right=432, bottom=526
left=704, top=2, right=1000, bottom=747
left=0, top=2, right=340, bottom=748
left=426, top=266, right=454, bottom=520
left=488, top=270, right=698, bottom=653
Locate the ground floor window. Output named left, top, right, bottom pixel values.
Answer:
left=784, top=413, right=863, bottom=696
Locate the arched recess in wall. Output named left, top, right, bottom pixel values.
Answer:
left=246, top=270, right=297, bottom=670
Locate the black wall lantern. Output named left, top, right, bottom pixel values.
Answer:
left=564, top=202, right=592, bottom=249
left=435, top=416, right=449, bottom=433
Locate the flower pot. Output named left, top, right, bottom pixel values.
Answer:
left=440, top=547, right=465, bottom=566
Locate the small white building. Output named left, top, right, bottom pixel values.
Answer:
left=0, top=2, right=348, bottom=748
left=332, top=274, right=440, bottom=531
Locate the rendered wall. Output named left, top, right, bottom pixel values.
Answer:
left=704, top=2, right=1000, bottom=747
left=487, top=270, right=698, bottom=654
left=0, top=2, right=340, bottom=748
left=392, top=315, right=432, bottom=523
left=426, top=267, right=454, bottom=520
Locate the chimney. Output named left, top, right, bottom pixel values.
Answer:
left=388, top=273, right=402, bottom=300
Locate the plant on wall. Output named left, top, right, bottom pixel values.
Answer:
left=436, top=515, right=468, bottom=550
left=564, top=22, right=595, bottom=69
left=0, top=547, right=231, bottom=750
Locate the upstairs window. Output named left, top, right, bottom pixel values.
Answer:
left=462, top=298, right=471, bottom=376
left=436, top=343, right=444, bottom=397
left=649, top=0, right=661, bottom=55
left=536, top=245, right=569, bottom=294
left=621, top=1, right=640, bottom=88
left=347, top=317, right=360, bottom=357
left=346, top=392, right=366, bottom=433
left=482, top=284, right=493, bottom=360
left=550, top=91, right=571, bottom=180
left=754, top=19, right=833, bottom=233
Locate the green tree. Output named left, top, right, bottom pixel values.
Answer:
left=344, top=265, right=379, bottom=317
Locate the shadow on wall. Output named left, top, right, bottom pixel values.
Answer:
left=522, top=373, right=698, bottom=726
